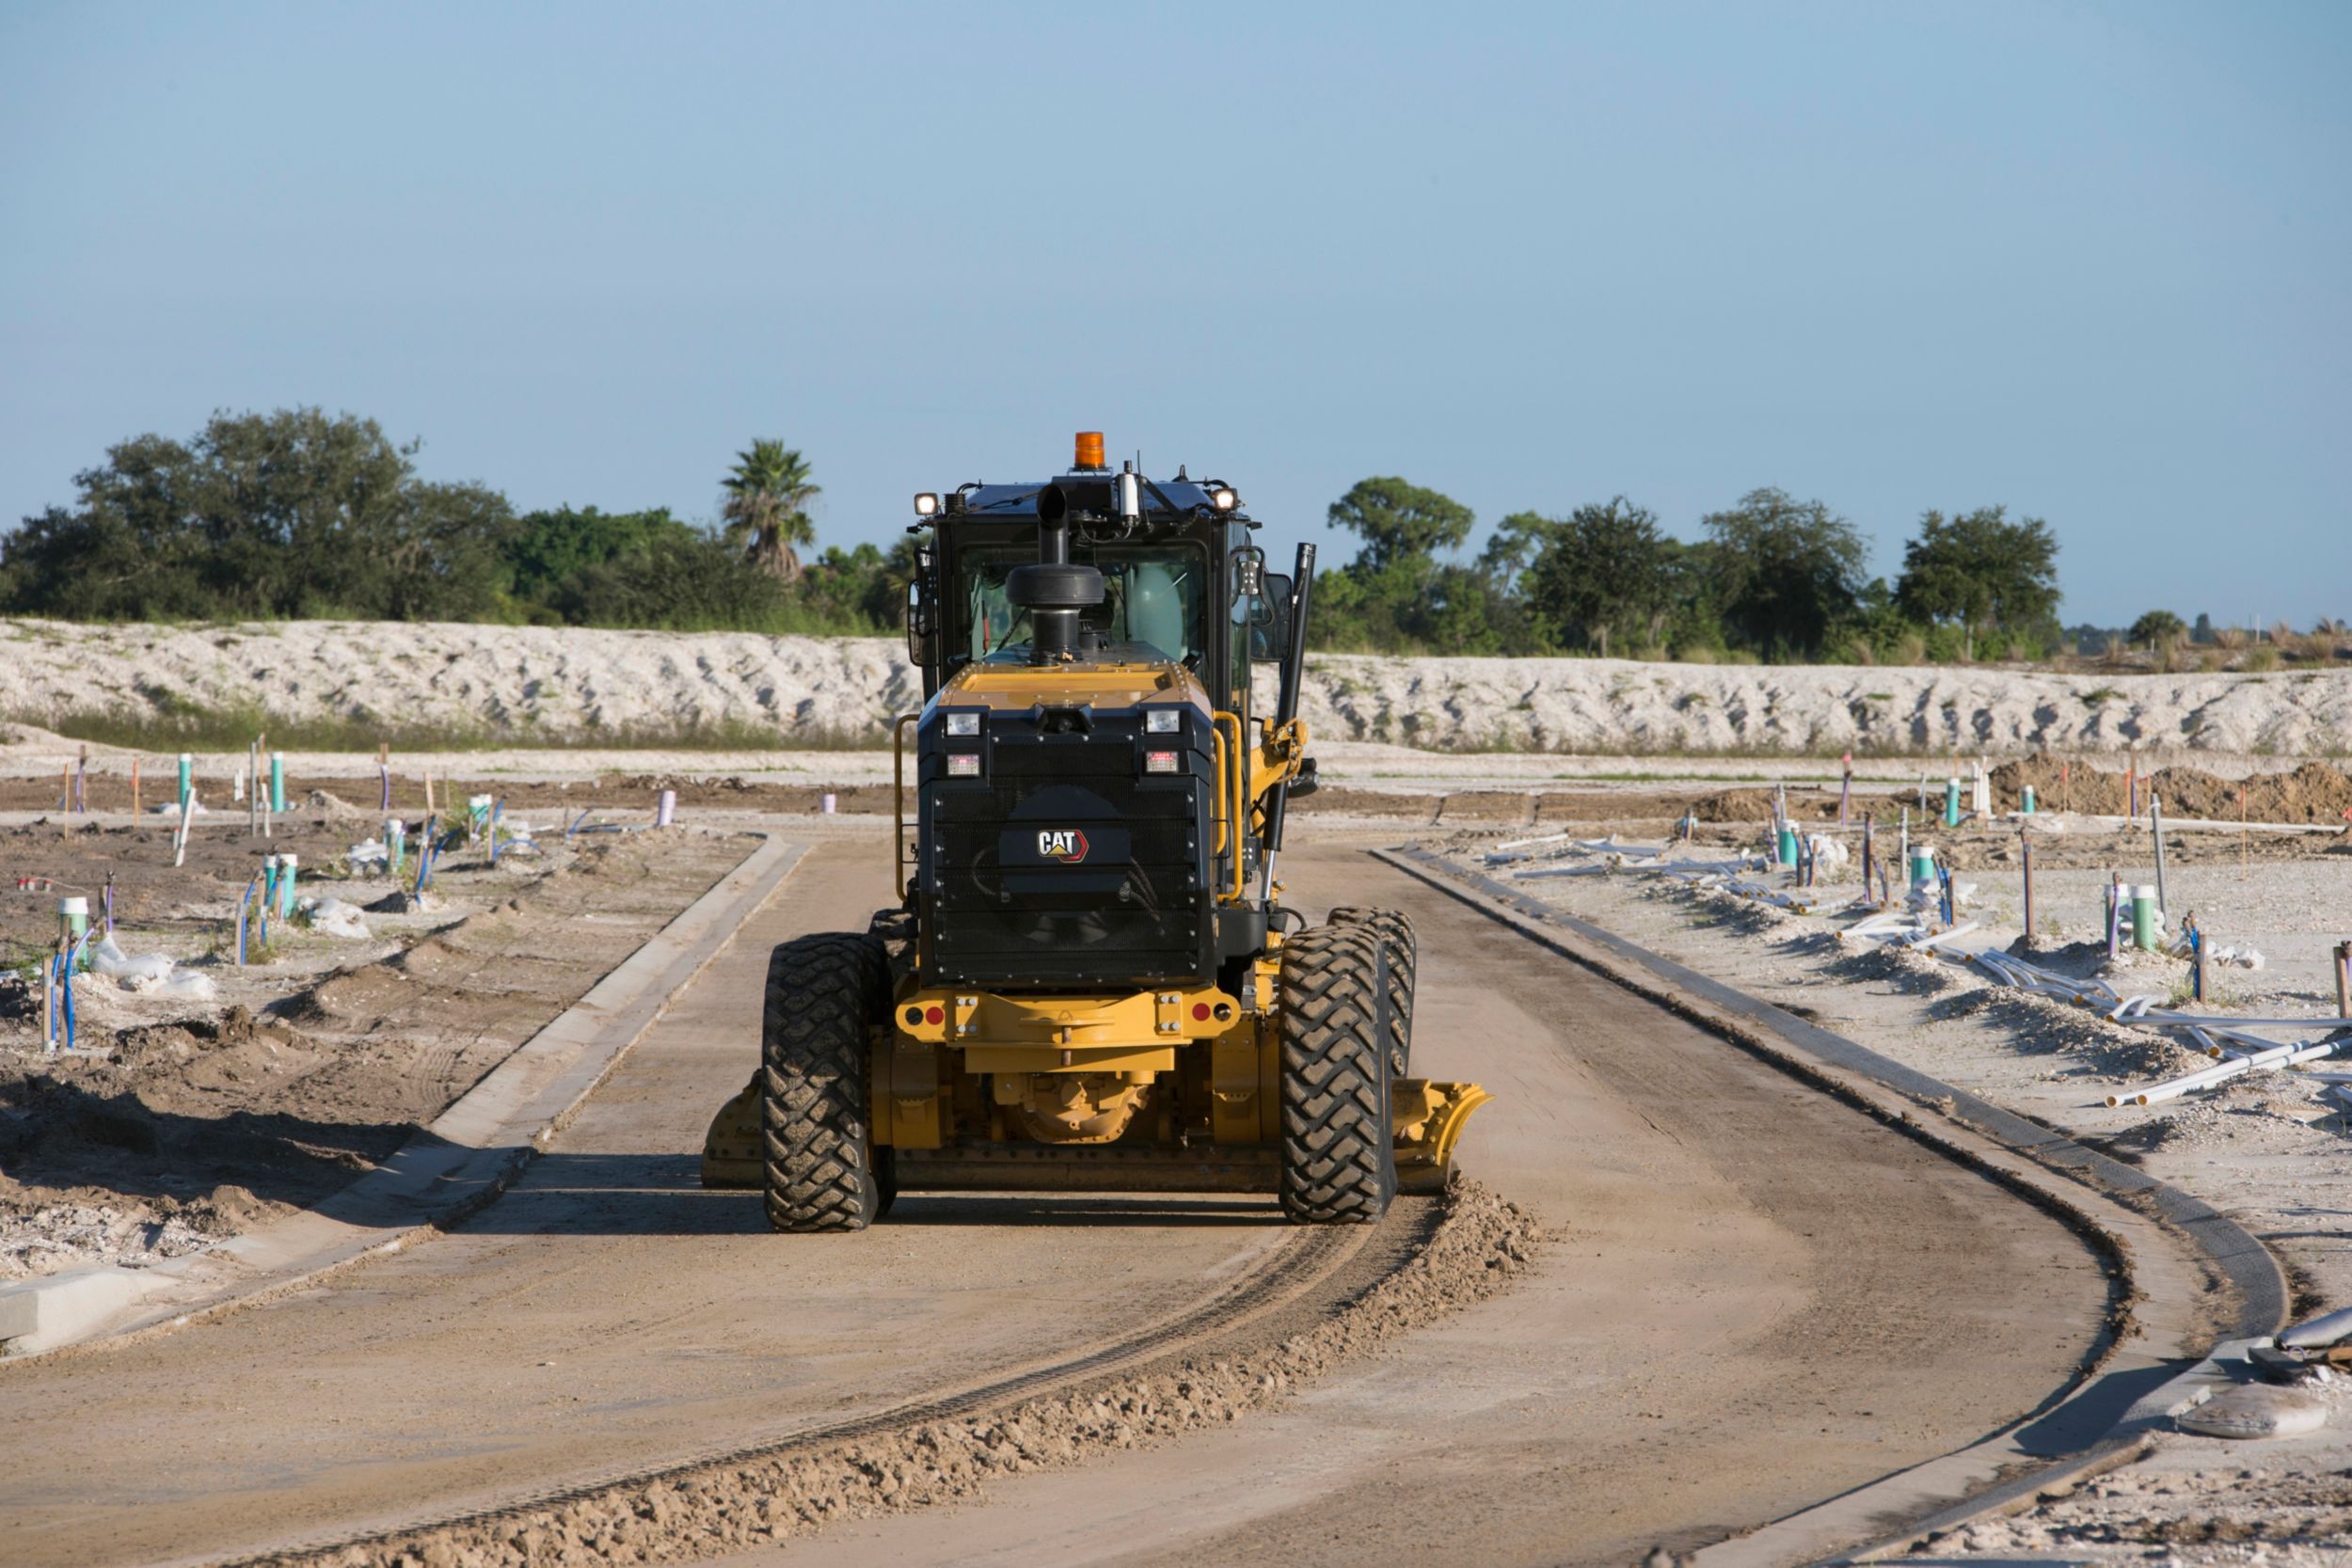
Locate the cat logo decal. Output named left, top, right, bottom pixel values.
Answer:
left=1037, top=829, right=1089, bottom=863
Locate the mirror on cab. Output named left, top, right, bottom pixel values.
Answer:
left=1248, top=572, right=1293, bottom=662
left=905, top=577, right=938, bottom=667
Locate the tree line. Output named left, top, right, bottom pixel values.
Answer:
left=1313, top=477, right=2064, bottom=662
left=0, top=409, right=913, bottom=635
left=3, top=407, right=2077, bottom=663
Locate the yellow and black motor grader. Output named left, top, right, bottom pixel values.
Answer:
left=705, top=433, right=1486, bottom=1227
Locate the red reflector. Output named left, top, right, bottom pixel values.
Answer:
left=925, top=1005, right=945, bottom=1025
left=1191, top=1002, right=1212, bottom=1021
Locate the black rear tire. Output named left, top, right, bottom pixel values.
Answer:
left=1328, top=905, right=1415, bottom=1078
left=1278, top=926, right=1397, bottom=1225
left=761, top=931, right=890, bottom=1232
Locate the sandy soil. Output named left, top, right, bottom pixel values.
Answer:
left=1, top=816, right=745, bottom=1281
left=1425, top=809, right=2352, bottom=1564
left=4, top=618, right=2349, bottom=754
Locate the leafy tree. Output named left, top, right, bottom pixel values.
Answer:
left=1476, top=511, right=1559, bottom=593
left=1700, top=487, right=1867, bottom=657
left=721, top=440, right=818, bottom=580
left=1326, top=477, right=1473, bottom=573
left=505, top=506, right=692, bottom=606
left=1893, top=506, right=2061, bottom=659
left=1520, top=498, right=1674, bottom=657
left=0, top=408, right=509, bottom=622
left=2128, top=609, right=2186, bottom=649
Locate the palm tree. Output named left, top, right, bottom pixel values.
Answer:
left=722, top=440, right=819, bottom=580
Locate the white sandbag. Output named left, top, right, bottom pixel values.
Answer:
left=2177, top=1385, right=2327, bottom=1439
left=2282, top=1304, right=2352, bottom=1351
left=152, top=971, right=217, bottom=1001
left=89, top=935, right=175, bottom=984
left=300, top=896, right=372, bottom=940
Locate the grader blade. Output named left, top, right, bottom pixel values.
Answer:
left=1391, top=1079, right=1493, bottom=1195
left=699, top=1075, right=762, bottom=1190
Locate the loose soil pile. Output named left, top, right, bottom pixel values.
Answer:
left=1, top=828, right=747, bottom=1279
left=1989, top=755, right=2352, bottom=824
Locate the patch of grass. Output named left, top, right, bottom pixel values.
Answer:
left=2080, top=688, right=2121, bottom=706
left=8, top=702, right=893, bottom=754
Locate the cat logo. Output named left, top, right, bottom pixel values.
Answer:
left=1036, top=828, right=1089, bottom=863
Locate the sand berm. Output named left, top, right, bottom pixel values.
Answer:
left=3, top=619, right=2348, bottom=756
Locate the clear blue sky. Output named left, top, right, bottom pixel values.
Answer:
left=3, top=2, right=2344, bottom=628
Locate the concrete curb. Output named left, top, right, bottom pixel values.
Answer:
left=1374, top=846, right=2287, bottom=1567
left=0, top=832, right=808, bottom=1361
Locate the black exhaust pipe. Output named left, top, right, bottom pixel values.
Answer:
left=1262, top=541, right=1315, bottom=856
left=1007, top=483, right=1104, bottom=664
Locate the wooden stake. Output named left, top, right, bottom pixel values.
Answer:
left=2333, top=940, right=2350, bottom=1021
left=131, top=757, right=141, bottom=817
left=2021, top=831, right=2035, bottom=940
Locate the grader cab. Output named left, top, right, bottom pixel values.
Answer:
left=705, top=433, right=1487, bottom=1228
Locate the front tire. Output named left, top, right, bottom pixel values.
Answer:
left=1278, top=926, right=1397, bottom=1225
left=761, top=931, right=890, bottom=1232
left=1328, top=905, right=1415, bottom=1077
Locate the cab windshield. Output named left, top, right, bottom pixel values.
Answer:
left=959, top=545, right=1208, bottom=665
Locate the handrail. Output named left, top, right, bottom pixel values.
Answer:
left=1213, top=711, right=1247, bottom=902
left=892, top=712, right=919, bottom=894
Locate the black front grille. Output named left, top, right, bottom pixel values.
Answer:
left=924, top=737, right=1211, bottom=988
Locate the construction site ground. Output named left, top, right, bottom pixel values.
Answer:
left=2, top=757, right=2346, bottom=1566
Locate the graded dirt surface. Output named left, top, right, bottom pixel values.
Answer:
left=0, top=827, right=2112, bottom=1568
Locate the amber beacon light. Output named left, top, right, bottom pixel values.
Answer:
left=1073, top=431, right=1106, bottom=470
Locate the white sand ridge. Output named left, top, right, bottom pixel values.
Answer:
left=1, top=618, right=2345, bottom=757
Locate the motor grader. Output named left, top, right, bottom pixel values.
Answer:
left=704, top=432, right=1486, bottom=1228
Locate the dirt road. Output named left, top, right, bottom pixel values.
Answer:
left=0, top=829, right=2110, bottom=1567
